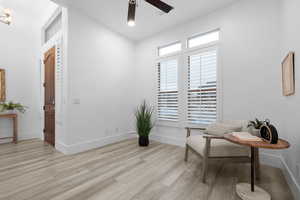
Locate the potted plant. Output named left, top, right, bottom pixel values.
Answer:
left=248, top=118, right=263, bottom=136
left=0, top=101, right=26, bottom=114
left=135, top=101, right=154, bottom=147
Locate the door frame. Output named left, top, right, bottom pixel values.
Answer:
left=40, top=7, right=67, bottom=151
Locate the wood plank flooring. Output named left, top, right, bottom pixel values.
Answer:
left=0, top=139, right=294, bottom=200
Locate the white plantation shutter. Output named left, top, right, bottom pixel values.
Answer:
left=158, top=59, right=179, bottom=121
left=188, top=49, right=217, bottom=124
left=55, top=40, right=63, bottom=113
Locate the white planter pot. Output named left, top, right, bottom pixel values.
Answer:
left=251, top=128, right=260, bottom=137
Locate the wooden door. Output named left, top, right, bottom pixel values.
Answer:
left=44, top=47, right=55, bottom=146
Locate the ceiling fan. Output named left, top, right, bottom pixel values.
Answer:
left=127, top=0, right=174, bottom=27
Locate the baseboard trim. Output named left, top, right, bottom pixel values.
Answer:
left=280, top=156, right=300, bottom=200
left=56, top=133, right=136, bottom=155
left=150, top=134, right=185, bottom=147
left=150, top=134, right=300, bottom=199
left=0, top=132, right=41, bottom=144
left=260, top=152, right=283, bottom=168
left=19, top=133, right=42, bottom=140
left=55, top=141, right=68, bottom=154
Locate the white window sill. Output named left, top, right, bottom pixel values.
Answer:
left=155, top=120, right=209, bottom=129
left=155, top=119, right=183, bottom=129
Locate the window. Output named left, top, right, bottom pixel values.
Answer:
left=156, top=30, right=220, bottom=125
left=187, top=49, right=217, bottom=124
left=188, top=30, right=219, bottom=48
left=158, top=59, right=179, bottom=121
left=158, top=42, right=182, bottom=57
left=44, top=12, right=62, bottom=43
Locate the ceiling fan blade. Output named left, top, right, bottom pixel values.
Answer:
left=145, top=0, right=174, bottom=13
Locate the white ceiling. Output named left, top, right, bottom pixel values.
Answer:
left=56, top=0, right=239, bottom=41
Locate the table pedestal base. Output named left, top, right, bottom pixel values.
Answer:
left=236, top=183, right=271, bottom=200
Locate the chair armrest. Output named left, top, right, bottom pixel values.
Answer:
left=185, top=127, right=207, bottom=138
left=202, top=134, right=224, bottom=140
left=185, top=127, right=207, bottom=131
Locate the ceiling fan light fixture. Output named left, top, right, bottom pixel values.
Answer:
left=127, top=0, right=136, bottom=27
left=127, top=20, right=135, bottom=27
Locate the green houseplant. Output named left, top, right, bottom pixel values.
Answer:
left=135, top=101, right=154, bottom=147
left=248, top=118, right=263, bottom=136
left=0, top=101, right=26, bottom=113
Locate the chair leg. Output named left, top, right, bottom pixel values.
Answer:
left=201, top=138, right=211, bottom=183
left=184, top=145, right=189, bottom=162
left=255, top=148, right=260, bottom=180
left=201, top=153, right=209, bottom=183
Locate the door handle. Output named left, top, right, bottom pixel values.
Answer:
left=44, top=105, right=55, bottom=111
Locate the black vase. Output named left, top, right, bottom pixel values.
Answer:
left=260, top=122, right=278, bottom=144
left=139, top=136, right=149, bottom=147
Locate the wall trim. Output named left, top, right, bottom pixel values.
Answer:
left=55, top=140, right=68, bottom=154
left=150, top=134, right=185, bottom=147
left=150, top=134, right=300, bottom=199
left=0, top=132, right=41, bottom=144
left=19, top=133, right=41, bottom=140
left=260, top=152, right=283, bottom=168
left=281, top=156, right=300, bottom=200
left=259, top=151, right=300, bottom=199
left=56, top=132, right=136, bottom=155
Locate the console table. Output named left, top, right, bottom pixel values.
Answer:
left=0, top=114, right=18, bottom=144
left=224, top=133, right=290, bottom=200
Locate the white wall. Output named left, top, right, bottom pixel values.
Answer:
left=60, top=7, right=136, bottom=153
left=0, top=1, right=56, bottom=142
left=280, top=0, right=300, bottom=189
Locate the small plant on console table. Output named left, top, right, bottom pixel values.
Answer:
left=0, top=101, right=27, bottom=114
left=248, top=118, right=263, bottom=136
left=135, top=101, right=154, bottom=147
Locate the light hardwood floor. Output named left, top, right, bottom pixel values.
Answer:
left=0, top=139, right=293, bottom=200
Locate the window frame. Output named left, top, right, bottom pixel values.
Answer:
left=42, top=7, right=63, bottom=45
left=155, top=29, right=222, bottom=128
left=157, top=41, right=182, bottom=58
left=44, top=12, right=62, bottom=43
left=187, top=29, right=220, bottom=51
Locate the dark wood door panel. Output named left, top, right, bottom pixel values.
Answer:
left=44, top=47, right=55, bottom=146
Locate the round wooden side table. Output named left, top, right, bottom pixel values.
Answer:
left=224, top=133, right=290, bottom=200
